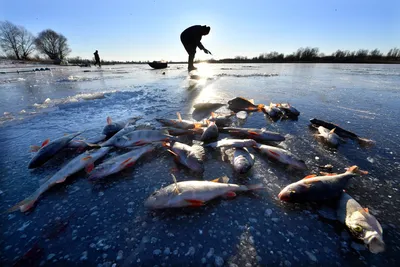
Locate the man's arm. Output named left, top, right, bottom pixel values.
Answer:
left=198, top=42, right=211, bottom=54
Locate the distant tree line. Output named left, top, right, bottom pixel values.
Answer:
left=210, top=47, right=400, bottom=64
left=0, top=21, right=70, bottom=64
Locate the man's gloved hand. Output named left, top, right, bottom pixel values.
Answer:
left=203, top=49, right=212, bottom=55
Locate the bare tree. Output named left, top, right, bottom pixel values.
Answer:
left=18, top=27, right=35, bottom=59
left=0, top=21, right=21, bottom=59
left=35, top=29, right=71, bottom=62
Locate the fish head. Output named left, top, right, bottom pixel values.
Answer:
left=114, top=135, right=130, bottom=147
left=144, top=187, right=179, bottom=209
left=233, top=156, right=252, bottom=174
left=278, top=182, right=310, bottom=202
left=347, top=210, right=385, bottom=253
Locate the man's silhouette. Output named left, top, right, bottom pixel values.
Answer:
left=94, top=50, right=101, bottom=67
left=180, top=25, right=211, bottom=71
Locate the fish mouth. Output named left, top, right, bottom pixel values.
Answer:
left=278, top=191, right=290, bottom=202
left=366, top=236, right=385, bottom=254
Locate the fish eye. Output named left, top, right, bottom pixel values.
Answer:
left=151, top=191, right=158, bottom=196
left=353, top=226, right=363, bottom=233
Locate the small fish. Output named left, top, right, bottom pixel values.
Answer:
left=193, top=103, right=225, bottom=110
left=102, top=116, right=141, bottom=138
left=200, top=121, right=219, bottom=141
left=273, top=103, right=300, bottom=117
left=221, top=127, right=285, bottom=142
left=227, top=97, right=264, bottom=112
left=255, top=143, right=307, bottom=170
left=102, top=130, right=173, bottom=148
left=164, top=127, right=203, bottom=136
left=232, top=148, right=255, bottom=174
left=277, top=166, right=367, bottom=202
left=168, top=142, right=205, bottom=173
left=28, top=132, right=82, bottom=169
left=310, top=118, right=375, bottom=146
left=9, top=147, right=111, bottom=212
left=88, top=145, right=154, bottom=181
left=337, top=192, right=385, bottom=253
left=100, top=126, right=137, bottom=147
left=156, top=112, right=206, bottom=130
left=144, top=174, right=263, bottom=209
left=315, top=126, right=343, bottom=147
left=208, top=112, right=234, bottom=127
left=206, top=138, right=257, bottom=149
left=261, top=103, right=284, bottom=119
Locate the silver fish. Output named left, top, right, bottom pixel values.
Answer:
left=144, top=175, right=263, bottom=209
left=232, top=148, right=255, bottom=174
left=102, top=116, right=141, bottom=137
left=315, top=126, right=343, bottom=147
left=221, top=127, right=285, bottom=142
left=28, top=132, right=82, bottom=169
left=255, top=143, right=307, bottom=170
left=88, top=145, right=154, bottom=181
left=169, top=142, right=205, bottom=173
left=102, top=130, right=173, bottom=148
left=337, top=192, right=385, bottom=254
left=9, top=147, right=111, bottom=212
left=206, top=138, right=257, bottom=148
left=200, top=121, right=219, bottom=141
left=278, top=166, right=367, bottom=202
left=100, top=126, right=137, bottom=147
left=67, top=134, right=107, bottom=150
left=156, top=112, right=206, bottom=130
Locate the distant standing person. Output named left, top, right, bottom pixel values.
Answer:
left=180, top=25, right=212, bottom=71
left=94, top=50, right=101, bottom=67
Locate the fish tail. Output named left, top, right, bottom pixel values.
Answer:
left=357, top=137, right=376, bottom=147
left=345, top=165, right=368, bottom=175
left=7, top=193, right=40, bottom=213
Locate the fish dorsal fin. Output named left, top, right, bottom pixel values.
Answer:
left=41, top=139, right=50, bottom=147
left=211, top=175, right=229, bottom=183
left=364, top=207, right=369, bottom=213
left=329, top=128, right=336, bottom=134
left=171, top=174, right=180, bottom=194
left=303, top=174, right=317, bottom=179
left=107, top=116, right=112, bottom=125
left=249, top=99, right=255, bottom=104
left=176, top=112, right=182, bottom=122
left=269, top=102, right=273, bottom=108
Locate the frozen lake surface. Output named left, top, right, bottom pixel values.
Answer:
left=0, top=63, right=399, bottom=266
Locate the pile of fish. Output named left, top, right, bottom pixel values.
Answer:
left=8, top=96, right=382, bottom=254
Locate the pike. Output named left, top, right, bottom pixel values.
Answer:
left=254, top=143, right=307, bottom=170
left=144, top=174, right=264, bottom=209
left=220, top=127, right=285, bottom=142
left=310, top=118, right=375, bottom=146
left=205, top=138, right=257, bottom=149
left=9, top=147, right=111, bottom=212
left=167, top=142, right=205, bottom=173
left=88, top=145, right=154, bottom=181
left=28, top=132, right=82, bottom=169
left=278, top=166, right=368, bottom=202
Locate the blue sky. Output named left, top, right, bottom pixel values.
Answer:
left=1, top=0, right=399, bottom=61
